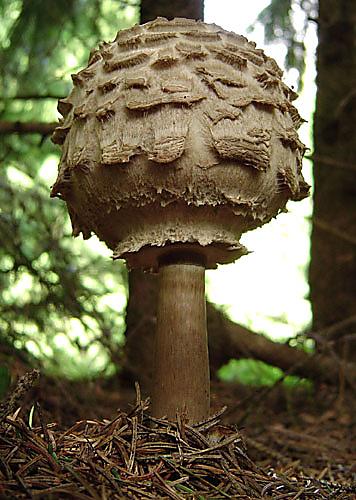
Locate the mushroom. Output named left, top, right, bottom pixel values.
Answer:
left=51, top=18, right=309, bottom=423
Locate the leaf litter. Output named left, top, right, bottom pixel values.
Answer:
left=0, top=370, right=355, bottom=499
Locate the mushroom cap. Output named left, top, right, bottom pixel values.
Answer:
left=51, top=17, right=309, bottom=271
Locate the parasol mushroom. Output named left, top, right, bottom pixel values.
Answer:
left=51, top=18, right=309, bottom=423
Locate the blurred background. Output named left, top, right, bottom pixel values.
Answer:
left=1, top=0, right=355, bottom=414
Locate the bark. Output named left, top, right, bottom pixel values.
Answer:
left=122, top=271, right=158, bottom=390
left=310, top=0, right=356, bottom=352
left=140, top=0, right=204, bottom=23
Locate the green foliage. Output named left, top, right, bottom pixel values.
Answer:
left=249, top=0, right=317, bottom=88
left=0, top=0, right=138, bottom=98
left=0, top=0, right=138, bottom=378
left=218, top=358, right=312, bottom=390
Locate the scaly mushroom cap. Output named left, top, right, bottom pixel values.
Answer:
left=51, top=17, right=309, bottom=270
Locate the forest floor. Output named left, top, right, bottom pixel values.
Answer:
left=0, top=370, right=354, bottom=499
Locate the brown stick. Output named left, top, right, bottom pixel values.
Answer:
left=207, top=303, right=356, bottom=388
left=0, top=121, right=56, bottom=135
left=152, top=261, right=210, bottom=422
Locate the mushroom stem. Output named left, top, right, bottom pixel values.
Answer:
left=152, top=255, right=210, bottom=422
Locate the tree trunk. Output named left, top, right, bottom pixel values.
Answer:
left=122, top=270, right=158, bottom=391
left=309, top=0, right=356, bottom=356
left=140, top=0, right=204, bottom=23
left=122, top=0, right=205, bottom=395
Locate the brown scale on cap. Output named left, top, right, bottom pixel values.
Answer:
left=51, top=17, right=309, bottom=272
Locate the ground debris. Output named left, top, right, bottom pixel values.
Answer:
left=0, top=387, right=355, bottom=499
left=0, top=369, right=40, bottom=425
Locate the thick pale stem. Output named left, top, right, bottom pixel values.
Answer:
left=152, top=259, right=210, bottom=422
